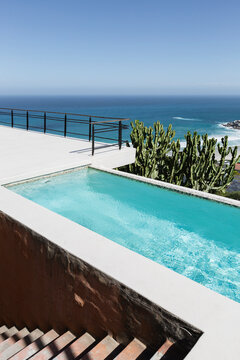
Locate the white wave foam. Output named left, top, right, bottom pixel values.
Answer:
left=210, top=133, right=240, bottom=145
left=211, top=123, right=240, bottom=146
left=217, top=123, right=226, bottom=129
left=173, top=116, right=201, bottom=121
left=180, top=134, right=240, bottom=148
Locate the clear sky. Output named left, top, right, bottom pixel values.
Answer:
left=0, top=0, right=240, bottom=95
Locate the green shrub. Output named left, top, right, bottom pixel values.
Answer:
left=225, top=191, right=240, bottom=200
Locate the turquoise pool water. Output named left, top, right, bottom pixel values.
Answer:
left=9, top=168, right=240, bottom=302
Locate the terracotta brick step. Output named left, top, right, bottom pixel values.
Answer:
left=53, top=332, right=95, bottom=360
left=150, top=340, right=174, bottom=360
left=0, top=327, right=19, bottom=343
left=80, top=335, right=119, bottom=360
left=0, top=328, right=44, bottom=360
left=0, top=326, right=8, bottom=335
left=0, top=323, right=175, bottom=360
left=10, top=329, right=59, bottom=360
left=0, top=327, right=29, bottom=354
left=30, top=331, right=76, bottom=360
left=114, top=338, right=146, bottom=360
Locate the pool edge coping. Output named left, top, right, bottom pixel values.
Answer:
left=4, top=162, right=239, bottom=208
left=91, top=165, right=240, bottom=208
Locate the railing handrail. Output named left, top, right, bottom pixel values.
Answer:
left=0, top=106, right=130, bottom=156
left=0, top=107, right=130, bottom=122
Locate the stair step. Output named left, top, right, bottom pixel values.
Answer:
left=115, top=338, right=146, bottom=360
left=53, top=332, right=95, bottom=359
left=150, top=340, right=174, bottom=360
left=0, top=327, right=29, bottom=353
left=0, top=326, right=8, bottom=335
left=1, top=328, right=44, bottom=360
left=80, top=335, right=119, bottom=360
left=10, top=329, right=59, bottom=360
left=0, top=327, right=18, bottom=343
left=30, top=331, right=76, bottom=360
left=0, top=323, right=174, bottom=360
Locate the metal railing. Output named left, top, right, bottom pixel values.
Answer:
left=0, top=107, right=130, bottom=155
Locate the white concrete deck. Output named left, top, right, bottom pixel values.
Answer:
left=0, top=125, right=135, bottom=184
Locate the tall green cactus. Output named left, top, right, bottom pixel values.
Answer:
left=129, top=120, right=175, bottom=179
left=179, top=132, right=239, bottom=192
left=124, top=121, right=240, bottom=194
left=167, top=139, right=186, bottom=185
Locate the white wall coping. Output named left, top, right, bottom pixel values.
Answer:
left=0, top=167, right=239, bottom=359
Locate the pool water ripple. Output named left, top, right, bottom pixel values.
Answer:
left=9, top=168, right=240, bottom=303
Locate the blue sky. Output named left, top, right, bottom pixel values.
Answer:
left=0, top=0, right=240, bottom=95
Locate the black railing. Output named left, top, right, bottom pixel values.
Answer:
left=0, top=107, right=130, bottom=155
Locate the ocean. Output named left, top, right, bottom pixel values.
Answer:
left=0, top=95, right=240, bottom=146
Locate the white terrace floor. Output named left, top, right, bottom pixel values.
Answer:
left=0, top=125, right=135, bottom=184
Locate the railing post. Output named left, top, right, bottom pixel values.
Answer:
left=11, top=110, right=13, bottom=127
left=89, top=116, right=92, bottom=141
left=118, top=121, right=122, bottom=150
left=44, top=112, right=47, bottom=133
left=92, top=124, right=95, bottom=156
left=64, top=114, right=67, bottom=137
left=26, top=111, right=29, bottom=130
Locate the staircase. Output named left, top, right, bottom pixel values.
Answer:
left=0, top=324, right=174, bottom=360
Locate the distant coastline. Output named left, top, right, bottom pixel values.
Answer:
left=223, top=120, right=240, bottom=130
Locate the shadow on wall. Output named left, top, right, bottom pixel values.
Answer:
left=0, top=211, right=202, bottom=354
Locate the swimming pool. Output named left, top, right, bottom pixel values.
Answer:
left=8, top=168, right=240, bottom=303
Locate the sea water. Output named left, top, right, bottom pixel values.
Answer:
left=0, top=95, right=240, bottom=146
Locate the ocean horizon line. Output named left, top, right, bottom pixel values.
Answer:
left=1, top=94, right=240, bottom=98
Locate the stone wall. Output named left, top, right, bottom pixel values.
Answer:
left=0, top=211, right=202, bottom=350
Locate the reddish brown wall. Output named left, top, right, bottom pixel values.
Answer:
left=0, top=211, right=201, bottom=348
